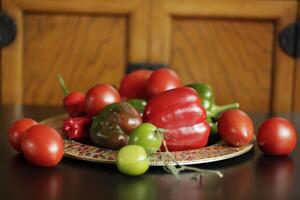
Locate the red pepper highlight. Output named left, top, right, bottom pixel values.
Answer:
left=144, top=87, right=210, bottom=151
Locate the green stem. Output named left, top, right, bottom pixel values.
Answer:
left=179, top=166, right=223, bottom=178
left=207, top=102, right=240, bottom=118
left=160, top=135, right=223, bottom=179
left=57, top=74, right=70, bottom=96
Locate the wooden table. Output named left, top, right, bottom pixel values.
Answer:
left=0, top=105, right=299, bottom=200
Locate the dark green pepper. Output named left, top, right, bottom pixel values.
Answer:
left=187, top=83, right=239, bottom=118
left=187, top=83, right=239, bottom=139
left=89, top=102, right=142, bottom=149
left=206, top=117, right=221, bottom=145
left=127, top=99, right=147, bottom=117
left=187, top=83, right=214, bottom=110
left=206, top=117, right=218, bottom=136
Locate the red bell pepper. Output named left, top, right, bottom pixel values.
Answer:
left=143, top=87, right=210, bottom=151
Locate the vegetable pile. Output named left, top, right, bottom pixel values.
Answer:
left=8, top=68, right=298, bottom=177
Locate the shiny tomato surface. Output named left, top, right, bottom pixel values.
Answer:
left=21, top=124, right=64, bottom=167
left=146, top=68, right=181, bottom=99
left=218, top=109, right=254, bottom=146
left=85, top=84, right=121, bottom=116
left=9, top=118, right=38, bottom=152
left=257, top=117, right=297, bottom=155
left=119, top=69, right=153, bottom=99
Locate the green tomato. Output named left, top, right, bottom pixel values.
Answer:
left=117, top=145, right=149, bottom=176
left=129, top=123, right=163, bottom=154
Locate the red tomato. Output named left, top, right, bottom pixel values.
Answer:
left=257, top=117, right=297, bottom=156
left=9, top=118, right=38, bottom=152
left=218, top=109, right=254, bottom=146
left=21, top=124, right=64, bottom=167
left=119, top=69, right=153, bottom=99
left=85, top=84, right=121, bottom=116
left=146, top=68, right=182, bottom=99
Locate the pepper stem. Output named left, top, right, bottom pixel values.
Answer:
left=207, top=102, right=240, bottom=118
left=179, top=166, right=223, bottom=178
left=160, top=135, right=223, bottom=179
left=57, top=74, right=70, bottom=96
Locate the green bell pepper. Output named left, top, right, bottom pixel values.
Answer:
left=127, top=99, right=147, bottom=117
left=187, top=83, right=239, bottom=118
left=187, top=83, right=239, bottom=137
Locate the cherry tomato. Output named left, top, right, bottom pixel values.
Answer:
left=129, top=123, right=162, bottom=153
left=21, top=124, right=64, bottom=167
left=9, top=118, right=38, bottom=152
left=257, top=117, right=297, bottom=156
left=146, top=68, right=182, bottom=99
left=85, top=84, right=121, bottom=116
left=119, top=70, right=153, bottom=99
left=218, top=109, right=254, bottom=146
left=117, top=145, right=149, bottom=176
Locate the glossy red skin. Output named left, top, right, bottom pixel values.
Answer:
left=85, top=84, right=121, bottom=116
left=9, top=118, right=38, bottom=152
left=144, top=87, right=209, bottom=151
left=63, top=117, right=91, bottom=140
left=257, top=117, right=297, bottom=156
left=218, top=109, right=254, bottom=146
left=63, top=92, right=86, bottom=117
left=119, top=69, right=153, bottom=99
left=146, top=68, right=182, bottom=99
left=21, top=124, right=64, bottom=167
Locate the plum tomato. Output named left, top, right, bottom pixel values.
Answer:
left=85, top=84, right=121, bottom=116
left=146, top=68, right=181, bottom=99
left=129, top=123, right=163, bottom=153
left=117, top=145, right=149, bottom=176
left=9, top=118, right=38, bottom=152
left=119, top=69, right=153, bottom=99
left=21, top=124, right=64, bottom=167
left=257, top=117, right=297, bottom=156
left=218, top=109, right=254, bottom=146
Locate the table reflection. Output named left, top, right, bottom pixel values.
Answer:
left=255, top=155, right=295, bottom=200
left=6, top=146, right=296, bottom=200
left=9, top=154, right=63, bottom=200
left=117, top=177, right=157, bottom=200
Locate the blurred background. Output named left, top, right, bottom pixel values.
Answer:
left=0, top=0, right=299, bottom=113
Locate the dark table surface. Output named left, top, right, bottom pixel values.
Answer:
left=0, top=105, right=300, bottom=200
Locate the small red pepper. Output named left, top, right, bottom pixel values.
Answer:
left=57, top=74, right=86, bottom=117
left=63, top=92, right=86, bottom=117
left=143, top=87, right=210, bottom=151
left=63, top=117, right=91, bottom=140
